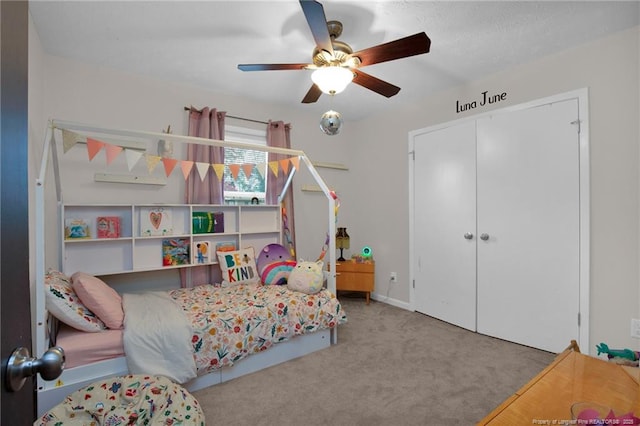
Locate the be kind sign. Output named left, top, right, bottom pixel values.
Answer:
left=218, top=248, right=260, bottom=286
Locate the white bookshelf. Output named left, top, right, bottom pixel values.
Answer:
left=60, top=203, right=281, bottom=276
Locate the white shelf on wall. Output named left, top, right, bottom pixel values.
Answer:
left=301, top=185, right=336, bottom=192
left=60, top=203, right=281, bottom=277
left=311, top=161, right=348, bottom=171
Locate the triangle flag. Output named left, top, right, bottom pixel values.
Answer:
left=242, top=164, right=254, bottom=180
left=279, top=159, right=290, bottom=175
left=180, top=160, right=194, bottom=180
left=212, top=163, right=225, bottom=180
left=162, top=158, right=179, bottom=177
left=62, top=129, right=82, bottom=153
left=289, top=156, right=300, bottom=171
left=256, top=163, right=266, bottom=178
left=228, top=164, right=241, bottom=180
left=125, top=149, right=143, bottom=171
left=86, top=138, right=105, bottom=161
left=195, top=162, right=210, bottom=181
left=268, top=161, right=279, bottom=177
left=105, top=144, right=123, bottom=166
left=146, top=154, right=162, bottom=173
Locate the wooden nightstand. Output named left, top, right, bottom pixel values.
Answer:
left=334, top=261, right=375, bottom=304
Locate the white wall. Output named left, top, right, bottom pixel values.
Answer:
left=29, top=13, right=640, bottom=352
left=345, top=26, right=640, bottom=351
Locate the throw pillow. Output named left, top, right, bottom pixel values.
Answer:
left=45, top=269, right=106, bottom=332
left=287, top=260, right=324, bottom=294
left=71, top=271, right=124, bottom=329
left=217, top=247, right=260, bottom=287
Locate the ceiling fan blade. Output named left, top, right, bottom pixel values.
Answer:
left=301, top=84, right=323, bottom=103
left=350, top=32, right=431, bottom=67
left=299, top=0, right=334, bottom=56
left=238, top=63, right=311, bottom=71
left=352, top=70, right=400, bottom=98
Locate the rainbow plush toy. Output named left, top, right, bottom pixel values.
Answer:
left=256, top=243, right=296, bottom=285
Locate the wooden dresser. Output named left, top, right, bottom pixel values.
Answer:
left=478, top=344, right=640, bottom=425
left=335, top=261, right=374, bottom=304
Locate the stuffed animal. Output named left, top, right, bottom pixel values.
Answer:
left=287, top=259, right=324, bottom=294
left=256, top=243, right=295, bottom=285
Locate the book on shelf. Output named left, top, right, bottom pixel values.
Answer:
left=192, top=241, right=211, bottom=264
left=140, top=207, right=173, bottom=236
left=96, top=216, right=121, bottom=238
left=162, top=238, right=190, bottom=266
left=192, top=211, right=224, bottom=234
left=215, top=241, right=237, bottom=253
left=65, top=218, right=90, bottom=239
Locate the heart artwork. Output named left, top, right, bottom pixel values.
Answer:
left=150, top=212, right=162, bottom=229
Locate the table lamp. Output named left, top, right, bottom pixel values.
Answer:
left=336, top=227, right=350, bottom=261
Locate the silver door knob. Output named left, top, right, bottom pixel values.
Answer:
left=6, top=346, right=65, bottom=391
left=464, top=232, right=474, bottom=240
left=480, top=233, right=490, bottom=241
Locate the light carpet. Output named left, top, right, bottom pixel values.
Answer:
left=191, top=294, right=556, bottom=425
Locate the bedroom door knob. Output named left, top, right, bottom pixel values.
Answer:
left=6, top=346, right=65, bottom=391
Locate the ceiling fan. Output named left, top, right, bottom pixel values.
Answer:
left=237, top=0, right=431, bottom=104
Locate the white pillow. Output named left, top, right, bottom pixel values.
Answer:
left=45, top=269, right=106, bottom=332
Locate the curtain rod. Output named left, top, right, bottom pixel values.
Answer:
left=183, top=106, right=268, bottom=125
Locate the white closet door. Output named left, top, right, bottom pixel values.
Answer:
left=476, top=99, right=580, bottom=353
left=413, top=121, right=477, bottom=331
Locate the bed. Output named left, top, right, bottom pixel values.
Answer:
left=34, top=120, right=344, bottom=416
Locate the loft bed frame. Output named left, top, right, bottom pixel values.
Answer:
left=34, top=119, right=339, bottom=415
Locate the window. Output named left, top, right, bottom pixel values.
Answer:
left=223, top=126, right=267, bottom=205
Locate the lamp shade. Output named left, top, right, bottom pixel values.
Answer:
left=311, top=66, right=354, bottom=95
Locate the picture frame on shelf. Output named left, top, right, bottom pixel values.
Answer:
left=65, top=218, right=90, bottom=239
left=192, top=241, right=211, bottom=264
left=140, top=207, right=173, bottom=236
left=162, top=238, right=190, bottom=266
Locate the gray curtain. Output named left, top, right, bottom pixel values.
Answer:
left=183, top=106, right=226, bottom=287
left=266, top=120, right=296, bottom=257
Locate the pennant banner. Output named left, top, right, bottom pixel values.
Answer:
left=162, top=158, right=179, bottom=177
left=62, top=129, right=82, bottom=153
left=268, top=161, right=279, bottom=178
left=125, top=149, right=143, bottom=171
left=242, top=164, right=254, bottom=180
left=228, top=164, right=241, bottom=180
left=289, top=157, right=300, bottom=171
left=279, top=158, right=290, bottom=175
left=105, top=144, right=123, bottom=166
left=180, top=160, right=194, bottom=180
left=256, top=163, right=266, bottom=179
left=212, top=163, right=225, bottom=180
left=195, top=162, right=210, bottom=181
left=145, top=154, right=162, bottom=173
left=86, top=138, right=105, bottom=161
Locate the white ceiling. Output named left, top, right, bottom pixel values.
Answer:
left=29, top=1, right=640, bottom=121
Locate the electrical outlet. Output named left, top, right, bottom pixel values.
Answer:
left=390, top=272, right=397, bottom=283
left=631, top=319, right=640, bottom=339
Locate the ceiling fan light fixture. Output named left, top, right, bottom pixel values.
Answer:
left=311, top=66, right=354, bottom=95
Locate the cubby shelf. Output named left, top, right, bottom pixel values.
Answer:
left=61, top=203, right=281, bottom=276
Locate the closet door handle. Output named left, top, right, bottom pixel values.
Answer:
left=464, top=232, right=474, bottom=240
left=480, top=233, right=490, bottom=241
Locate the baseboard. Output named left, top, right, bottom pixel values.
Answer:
left=371, top=292, right=411, bottom=311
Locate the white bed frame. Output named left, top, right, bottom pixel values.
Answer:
left=34, top=119, right=338, bottom=416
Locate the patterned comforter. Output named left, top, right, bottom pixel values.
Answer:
left=169, top=284, right=347, bottom=375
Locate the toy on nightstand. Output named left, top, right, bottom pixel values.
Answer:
left=596, top=342, right=640, bottom=366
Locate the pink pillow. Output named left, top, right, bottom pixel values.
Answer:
left=71, top=272, right=124, bottom=329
